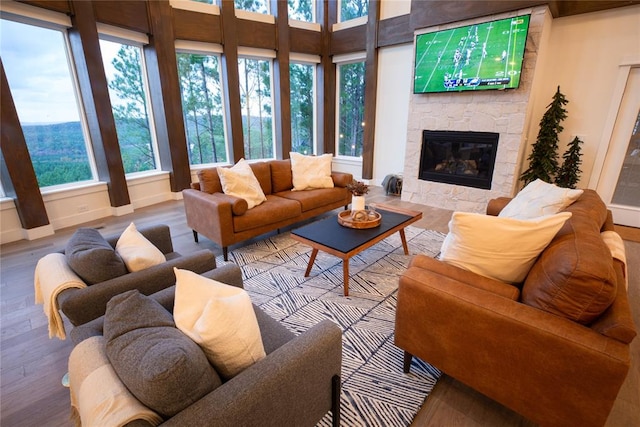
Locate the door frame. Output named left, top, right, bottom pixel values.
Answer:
left=590, top=55, right=640, bottom=227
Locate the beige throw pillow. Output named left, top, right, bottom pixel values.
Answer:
left=115, top=223, right=166, bottom=272
left=439, top=211, right=572, bottom=284
left=217, top=158, right=267, bottom=209
left=289, top=152, right=334, bottom=191
left=173, top=268, right=266, bottom=379
left=499, top=179, right=583, bottom=219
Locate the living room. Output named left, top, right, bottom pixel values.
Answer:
left=1, top=0, right=639, bottom=426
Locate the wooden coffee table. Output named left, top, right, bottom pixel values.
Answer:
left=291, top=205, right=422, bottom=296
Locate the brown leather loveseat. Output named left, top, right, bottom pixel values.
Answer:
left=395, top=189, right=636, bottom=427
left=183, top=159, right=353, bottom=260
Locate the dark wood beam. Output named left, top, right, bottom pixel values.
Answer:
left=68, top=0, right=130, bottom=207
left=361, top=0, right=379, bottom=180
left=290, top=27, right=322, bottom=55
left=91, top=0, right=150, bottom=34
left=145, top=0, right=192, bottom=191
left=173, top=8, right=222, bottom=43
left=378, top=15, right=413, bottom=47
left=410, top=1, right=543, bottom=29
left=330, top=24, right=366, bottom=55
left=20, top=0, right=71, bottom=14
left=0, top=60, right=50, bottom=230
left=220, top=0, right=244, bottom=162
left=320, top=0, right=337, bottom=154
left=236, top=18, right=277, bottom=50
left=271, top=0, right=292, bottom=159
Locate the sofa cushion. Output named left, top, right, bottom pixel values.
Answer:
left=218, top=159, right=267, bottom=209
left=65, top=228, right=128, bottom=285
left=233, top=195, right=302, bottom=232
left=104, top=290, right=221, bottom=418
left=522, top=191, right=617, bottom=324
left=439, top=211, right=572, bottom=284
left=115, top=222, right=166, bottom=272
left=173, top=268, right=266, bottom=379
left=271, top=159, right=294, bottom=193
left=290, top=152, right=334, bottom=191
left=276, top=187, right=348, bottom=212
left=197, top=168, right=223, bottom=194
left=499, top=179, right=583, bottom=219
left=248, top=161, right=273, bottom=195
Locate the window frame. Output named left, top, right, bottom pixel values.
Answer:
left=175, top=41, right=231, bottom=167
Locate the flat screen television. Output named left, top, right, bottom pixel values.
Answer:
left=413, top=15, right=530, bottom=94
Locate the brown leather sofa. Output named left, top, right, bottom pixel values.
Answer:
left=183, top=159, right=353, bottom=260
left=395, top=189, right=637, bottom=427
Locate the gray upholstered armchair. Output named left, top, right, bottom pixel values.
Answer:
left=70, top=265, right=342, bottom=427
left=57, top=224, right=217, bottom=326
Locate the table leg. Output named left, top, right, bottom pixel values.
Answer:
left=343, top=259, right=350, bottom=296
left=305, top=249, right=319, bottom=277
left=400, top=228, right=409, bottom=255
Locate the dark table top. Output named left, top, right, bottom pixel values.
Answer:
left=291, top=209, right=414, bottom=253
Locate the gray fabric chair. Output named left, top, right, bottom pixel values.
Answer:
left=71, top=265, right=342, bottom=427
left=58, top=224, right=217, bottom=326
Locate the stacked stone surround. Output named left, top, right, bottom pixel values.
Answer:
left=402, top=6, right=549, bottom=213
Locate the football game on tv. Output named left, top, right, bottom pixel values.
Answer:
left=413, top=15, right=530, bottom=94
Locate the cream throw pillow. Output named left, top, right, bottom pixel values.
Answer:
left=289, top=152, right=334, bottom=191
left=439, top=211, right=572, bottom=284
left=115, top=223, right=166, bottom=272
left=173, top=268, right=266, bottom=379
left=499, top=179, right=583, bottom=219
left=217, top=159, right=267, bottom=209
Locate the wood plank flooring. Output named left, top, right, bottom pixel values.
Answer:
left=1, top=187, right=638, bottom=426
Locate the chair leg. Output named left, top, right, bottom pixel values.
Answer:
left=403, top=351, right=413, bottom=373
left=223, top=247, right=228, bottom=261
left=331, top=374, right=341, bottom=427
left=192, top=230, right=199, bottom=242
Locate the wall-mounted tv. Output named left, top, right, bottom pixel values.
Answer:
left=413, top=15, right=530, bottom=94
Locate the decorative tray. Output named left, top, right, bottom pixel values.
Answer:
left=338, top=210, right=382, bottom=229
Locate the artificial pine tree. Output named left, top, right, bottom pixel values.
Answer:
left=520, top=86, right=569, bottom=185
left=555, top=136, right=583, bottom=189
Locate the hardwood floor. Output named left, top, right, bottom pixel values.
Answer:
left=1, top=187, right=638, bottom=426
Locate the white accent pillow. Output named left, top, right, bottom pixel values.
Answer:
left=499, top=179, right=583, bottom=219
left=217, top=158, right=267, bottom=209
left=115, top=223, right=166, bottom=272
left=289, top=152, right=334, bottom=191
left=173, top=268, right=266, bottom=379
left=439, top=211, right=572, bottom=284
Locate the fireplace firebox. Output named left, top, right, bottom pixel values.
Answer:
left=419, top=130, right=499, bottom=190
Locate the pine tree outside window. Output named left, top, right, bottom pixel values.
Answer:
left=99, top=39, right=159, bottom=175
left=235, top=0, right=269, bottom=14
left=238, top=57, right=274, bottom=160
left=1, top=19, right=96, bottom=189
left=339, top=0, right=368, bottom=22
left=290, top=62, right=316, bottom=154
left=288, top=0, right=314, bottom=22
left=176, top=51, right=229, bottom=165
left=336, top=61, right=366, bottom=157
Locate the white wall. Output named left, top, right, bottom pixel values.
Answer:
left=523, top=4, right=640, bottom=189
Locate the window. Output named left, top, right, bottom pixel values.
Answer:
left=290, top=62, right=315, bottom=154
left=235, top=0, right=268, bottom=14
left=288, top=0, right=314, bottom=22
left=99, top=39, right=158, bottom=174
left=339, top=0, right=368, bottom=22
left=0, top=19, right=95, bottom=188
left=336, top=61, right=365, bottom=157
left=176, top=52, right=228, bottom=165
left=238, top=57, right=274, bottom=160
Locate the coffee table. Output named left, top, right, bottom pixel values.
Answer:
left=291, top=205, right=422, bottom=296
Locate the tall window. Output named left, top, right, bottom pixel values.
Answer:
left=290, top=62, right=315, bottom=154
left=176, top=52, right=228, bottom=165
left=1, top=19, right=95, bottom=188
left=99, top=39, right=158, bottom=174
left=238, top=57, right=274, bottom=160
left=235, top=0, right=268, bottom=14
left=336, top=61, right=365, bottom=157
left=288, top=0, right=314, bottom=22
left=339, top=0, right=368, bottom=22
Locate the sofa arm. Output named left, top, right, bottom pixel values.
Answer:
left=163, top=320, right=342, bottom=427
left=59, top=249, right=217, bottom=326
left=69, top=263, right=243, bottom=344
left=486, top=197, right=511, bottom=216
left=395, top=270, right=631, bottom=427
left=183, top=189, right=236, bottom=245
left=331, top=171, right=353, bottom=188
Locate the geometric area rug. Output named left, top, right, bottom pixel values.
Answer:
left=218, top=226, right=446, bottom=427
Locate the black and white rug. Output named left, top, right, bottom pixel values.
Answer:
left=220, top=226, right=445, bottom=427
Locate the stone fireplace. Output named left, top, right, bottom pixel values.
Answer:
left=402, top=6, right=549, bottom=213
